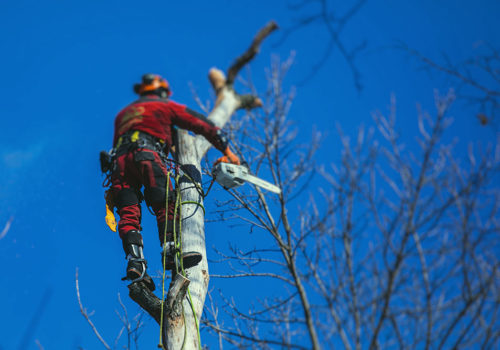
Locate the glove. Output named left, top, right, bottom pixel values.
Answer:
left=215, top=147, right=240, bottom=166
left=225, top=147, right=240, bottom=165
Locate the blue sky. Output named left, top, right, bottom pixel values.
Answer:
left=1, top=1, right=499, bottom=349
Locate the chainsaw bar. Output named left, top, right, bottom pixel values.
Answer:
left=213, top=163, right=281, bottom=194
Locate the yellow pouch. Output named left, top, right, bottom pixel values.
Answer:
left=104, top=190, right=117, bottom=232
left=105, top=204, right=117, bottom=232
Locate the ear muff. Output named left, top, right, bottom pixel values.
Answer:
left=133, top=83, right=142, bottom=94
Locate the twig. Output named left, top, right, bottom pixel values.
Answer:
left=211, top=272, right=295, bottom=285
left=203, top=322, right=309, bottom=350
left=0, top=216, right=13, bottom=240
left=75, top=268, right=111, bottom=350
left=35, top=339, right=44, bottom=350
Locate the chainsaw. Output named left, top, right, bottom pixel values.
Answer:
left=213, top=162, right=281, bottom=194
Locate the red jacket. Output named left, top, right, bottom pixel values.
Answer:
left=113, top=95, right=225, bottom=151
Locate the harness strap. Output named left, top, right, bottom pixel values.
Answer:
left=115, top=130, right=166, bottom=157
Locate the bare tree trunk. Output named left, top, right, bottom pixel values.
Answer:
left=127, top=21, right=278, bottom=350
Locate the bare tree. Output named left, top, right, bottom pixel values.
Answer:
left=202, top=55, right=500, bottom=349
left=115, top=21, right=279, bottom=350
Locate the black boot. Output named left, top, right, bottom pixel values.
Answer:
left=161, top=241, right=202, bottom=271
left=121, top=230, right=156, bottom=291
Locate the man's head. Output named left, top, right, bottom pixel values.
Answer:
left=133, top=74, right=172, bottom=98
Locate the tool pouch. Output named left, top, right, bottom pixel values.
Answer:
left=100, top=150, right=114, bottom=173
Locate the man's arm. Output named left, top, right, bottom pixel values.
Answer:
left=169, top=101, right=240, bottom=164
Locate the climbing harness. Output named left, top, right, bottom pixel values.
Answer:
left=101, top=130, right=169, bottom=231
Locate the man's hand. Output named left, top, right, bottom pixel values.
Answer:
left=214, top=147, right=241, bottom=166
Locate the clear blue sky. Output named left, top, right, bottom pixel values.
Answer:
left=1, top=1, right=498, bottom=349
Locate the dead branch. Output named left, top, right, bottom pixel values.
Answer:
left=227, top=21, right=279, bottom=85
left=126, top=273, right=190, bottom=328
left=127, top=281, right=162, bottom=324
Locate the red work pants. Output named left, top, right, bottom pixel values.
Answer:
left=111, top=148, right=176, bottom=245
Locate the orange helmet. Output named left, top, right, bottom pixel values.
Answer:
left=133, top=74, right=172, bottom=97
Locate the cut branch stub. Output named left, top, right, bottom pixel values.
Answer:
left=208, top=68, right=226, bottom=96
left=162, top=274, right=191, bottom=349
left=208, top=68, right=228, bottom=108
left=239, top=94, right=263, bottom=109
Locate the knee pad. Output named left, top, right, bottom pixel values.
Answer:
left=114, top=188, right=140, bottom=209
left=144, top=187, right=176, bottom=207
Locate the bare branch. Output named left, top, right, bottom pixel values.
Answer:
left=75, top=269, right=111, bottom=350
left=277, top=0, right=367, bottom=89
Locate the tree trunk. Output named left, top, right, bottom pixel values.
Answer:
left=127, top=21, right=278, bottom=350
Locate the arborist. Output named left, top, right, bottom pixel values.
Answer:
left=103, top=74, right=240, bottom=291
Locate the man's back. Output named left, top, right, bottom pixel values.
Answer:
left=113, top=95, right=225, bottom=152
